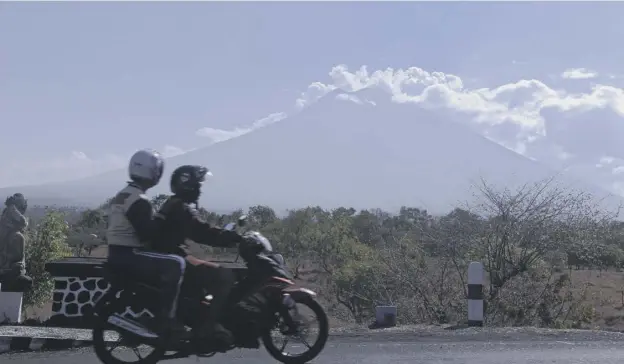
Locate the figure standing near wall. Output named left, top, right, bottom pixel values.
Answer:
left=0, top=193, right=33, bottom=291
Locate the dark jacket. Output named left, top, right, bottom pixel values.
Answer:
left=152, top=196, right=238, bottom=257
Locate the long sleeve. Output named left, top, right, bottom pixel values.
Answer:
left=125, top=198, right=158, bottom=244
left=182, top=206, right=238, bottom=248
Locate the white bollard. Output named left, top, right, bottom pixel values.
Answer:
left=0, top=284, right=23, bottom=324
left=467, top=261, right=484, bottom=327
left=375, top=306, right=397, bottom=327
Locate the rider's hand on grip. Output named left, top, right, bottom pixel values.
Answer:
left=221, top=230, right=243, bottom=247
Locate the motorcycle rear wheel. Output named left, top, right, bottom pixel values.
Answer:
left=261, top=295, right=329, bottom=364
left=92, top=295, right=166, bottom=364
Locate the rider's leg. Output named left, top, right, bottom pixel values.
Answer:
left=185, top=256, right=235, bottom=344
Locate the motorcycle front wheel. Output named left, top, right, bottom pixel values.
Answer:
left=261, top=295, right=329, bottom=364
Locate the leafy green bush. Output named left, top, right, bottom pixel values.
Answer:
left=23, top=211, right=71, bottom=308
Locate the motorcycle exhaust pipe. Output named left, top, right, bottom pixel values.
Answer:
left=107, top=314, right=159, bottom=339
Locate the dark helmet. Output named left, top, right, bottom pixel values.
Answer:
left=170, top=165, right=212, bottom=203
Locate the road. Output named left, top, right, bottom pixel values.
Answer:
left=4, top=331, right=624, bottom=364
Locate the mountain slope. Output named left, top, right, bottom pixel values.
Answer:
left=1, top=91, right=621, bottom=213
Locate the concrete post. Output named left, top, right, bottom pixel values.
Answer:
left=0, top=284, right=23, bottom=324
left=467, top=261, right=484, bottom=327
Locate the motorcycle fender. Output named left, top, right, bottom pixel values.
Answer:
left=283, top=287, right=317, bottom=299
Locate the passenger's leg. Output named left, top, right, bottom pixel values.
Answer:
left=132, top=251, right=187, bottom=336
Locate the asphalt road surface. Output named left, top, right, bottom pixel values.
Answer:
left=5, top=331, right=624, bottom=364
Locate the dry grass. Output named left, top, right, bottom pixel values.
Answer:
left=29, top=244, right=624, bottom=331
left=565, top=268, right=624, bottom=330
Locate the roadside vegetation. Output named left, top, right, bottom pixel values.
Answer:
left=11, top=177, right=624, bottom=330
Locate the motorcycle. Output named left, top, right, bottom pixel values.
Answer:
left=91, top=215, right=329, bottom=364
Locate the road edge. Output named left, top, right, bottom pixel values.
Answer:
left=0, top=326, right=428, bottom=354
left=4, top=324, right=624, bottom=355
left=0, top=336, right=91, bottom=354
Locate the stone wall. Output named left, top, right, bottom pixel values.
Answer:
left=50, top=276, right=154, bottom=326
left=45, top=257, right=151, bottom=328
left=44, top=256, right=246, bottom=328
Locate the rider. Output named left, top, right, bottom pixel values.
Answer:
left=151, top=164, right=243, bottom=346
left=106, top=149, right=187, bottom=337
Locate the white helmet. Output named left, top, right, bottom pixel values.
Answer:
left=128, top=149, right=165, bottom=188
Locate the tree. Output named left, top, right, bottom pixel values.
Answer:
left=76, top=209, right=104, bottom=229
left=66, top=230, right=101, bottom=257
left=464, top=177, right=619, bottom=322
left=275, top=207, right=331, bottom=278
left=332, top=252, right=382, bottom=323
left=247, top=205, right=277, bottom=229
left=23, top=212, right=71, bottom=308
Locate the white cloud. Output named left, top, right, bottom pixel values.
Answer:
left=613, top=182, right=624, bottom=195
left=195, top=112, right=287, bottom=144
left=71, top=150, right=89, bottom=160
left=295, top=82, right=336, bottom=110
left=196, top=64, right=624, bottom=161
left=335, top=93, right=376, bottom=106
left=195, top=82, right=334, bottom=143
left=162, top=145, right=187, bottom=158
left=336, top=93, right=363, bottom=104
left=554, top=146, right=573, bottom=161
left=309, top=65, right=624, bottom=151
left=561, top=68, right=598, bottom=80
left=596, top=156, right=616, bottom=168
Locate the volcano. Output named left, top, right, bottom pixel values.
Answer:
left=1, top=90, right=619, bottom=214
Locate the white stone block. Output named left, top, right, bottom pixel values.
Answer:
left=0, top=284, right=23, bottom=324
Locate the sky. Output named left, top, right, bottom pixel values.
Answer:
left=2, top=2, right=624, bottom=190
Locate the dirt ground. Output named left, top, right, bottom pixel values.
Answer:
left=568, top=268, right=624, bottom=330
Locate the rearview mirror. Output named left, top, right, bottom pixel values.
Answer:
left=224, top=222, right=236, bottom=231
left=238, top=215, right=248, bottom=227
